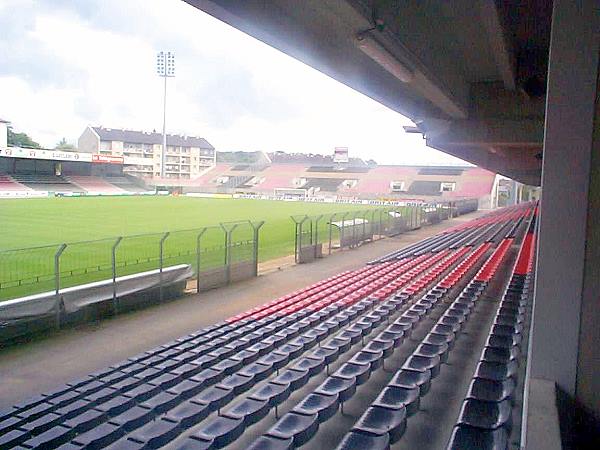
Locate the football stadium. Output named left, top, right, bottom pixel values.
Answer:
left=0, top=1, right=598, bottom=450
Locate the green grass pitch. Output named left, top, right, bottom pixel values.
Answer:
left=0, top=196, right=372, bottom=300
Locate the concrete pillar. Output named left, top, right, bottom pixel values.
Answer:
left=528, top=0, right=599, bottom=412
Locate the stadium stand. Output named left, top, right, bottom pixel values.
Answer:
left=0, top=174, right=31, bottom=192
left=101, top=176, right=147, bottom=193
left=11, top=173, right=85, bottom=193
left=173, top=160, right=497, bottom=207
left=67, top=176, right=126, bottom=194
left=0, top=203, right=536, bottom=449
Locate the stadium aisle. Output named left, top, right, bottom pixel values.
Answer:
left=0, top=211, right=486, bottom=410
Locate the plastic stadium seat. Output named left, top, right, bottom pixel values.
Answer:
left=336, top=430, right=390, bottom=450
left=447, top=425, right=509, bottom=450
left=353, top=405, right=407, bottom=444
left=191, top=416, right=244, bottom=448
left=257, top=352, right=289, bottom=371
left=250, top=382, right=291, bottom=407
left=373, top=386, right=420, bottom=416
left=315, top=376, right=357, bottom=403
left=72, top=422, right=124, bottom=448
left=108, top=405, right=153, bottom=431
left=63, top=409, right=106, bottom=433
left=247, top=435, right=294, bottom=450
left=272, top=368, right=310, bottom=391
left=292, top=356, right=326, bottom=377
left=293, top=393, right=339, bottom=422
left=481, top=346, right=520, bottom=364
left=334, top=362, right=371, bottom=385
left=474, top=361, right=518, bottom=382
left=128, top=418, right=181, bottom=448
left=389, top=369, right=432, bottom=396
left=163, top=400, right=210, bottom=427
left=466, top=378, right=516, bottom=403
left=267, top=412, right=319, bottom=447
left=457, top=399, right=512, bottom=429
left=223, top=398, right=270, bottom=425
left=403, top=354, right=442, bottom=378
left=193, top=386, right=234, bottom=413
left=350, top=349, right=384, bottom=370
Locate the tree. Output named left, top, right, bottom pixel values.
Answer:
left=7, top=126, right=41, bottom=148
left=55, top=138, right=76, bottom=151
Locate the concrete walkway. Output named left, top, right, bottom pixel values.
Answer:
left=0, top=212, right=485, bottom=408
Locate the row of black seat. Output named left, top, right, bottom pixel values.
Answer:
left=336, top=239, right=514, bottom=449
left=447, top=230, right=536, bottom=449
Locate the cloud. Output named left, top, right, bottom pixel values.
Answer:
left=0, top=0, right=469, bottom=165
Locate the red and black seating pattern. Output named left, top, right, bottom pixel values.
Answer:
left=0, top=204, right=537, bottom=450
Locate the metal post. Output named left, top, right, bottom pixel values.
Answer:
left=379, top=209, right=384, bottom=239
left=54, top=244, right=67, bottom=329
left=196, top=229, right=207, bottom=293
left=351, top=212, right=357, bottom=247
left=362, top=210, right=367, bottom=243
left=159, top=232, right=170, bottom=301
left=340, top=212, right=349, bottom=249
left=161, top=75, right=167, bottom=178
left=314, top=215, right=323, bottom=258
left=328, top=213, right=334, bottom=255
left=219, top=223, right=239, bottom=284
left=111, top=237, right=122, bottom=314
left=251, top=221, right=265, bottom=276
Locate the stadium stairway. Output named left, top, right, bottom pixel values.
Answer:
left=0, top=204, right=537, bottom=450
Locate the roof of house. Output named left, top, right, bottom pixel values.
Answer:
left=91, top=126, right=214, bottom=149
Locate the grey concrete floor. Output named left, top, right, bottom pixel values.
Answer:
left=0, top=212, right=485, bottom=409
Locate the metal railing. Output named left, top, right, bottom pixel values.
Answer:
left=0, top=220, right=264, bottom=302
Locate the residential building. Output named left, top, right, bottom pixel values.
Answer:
left=78, top=126, right=215, bottom=179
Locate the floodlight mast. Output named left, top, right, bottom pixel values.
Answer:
left=156, top=51, right=175, bottom=178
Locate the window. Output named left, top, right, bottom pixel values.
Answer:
left=390, top=181, right=405, bottom=192
left=440, top=182, right=456, bottom=192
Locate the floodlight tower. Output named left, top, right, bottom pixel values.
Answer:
left=156, top=51, right=175, bottom=178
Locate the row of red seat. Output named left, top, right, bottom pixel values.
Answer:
left=474, top=238, right=514, bottom=282
left=437, top=242, right=492, bottom=289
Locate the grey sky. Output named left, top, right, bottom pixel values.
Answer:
left=0, top=0, right=468, bottom=165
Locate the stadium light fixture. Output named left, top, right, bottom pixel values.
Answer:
left=156, top=51, right=175, bottom=178
left=356, top=34, right=413, bottom=83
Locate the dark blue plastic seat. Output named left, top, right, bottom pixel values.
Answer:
left=108, top=405, right=153, bottom=431
left=328, top=336, right=352, bottom=353
left=373, top=386, right=420, bottom=416
left=334, top=362, right=371, bottom=385
left=389, top=369, right=432, bottom=396
left=163, top=400, right=210, bottom=427
left=273, top=343, right=304, bottom=360
left=292, top=356, right=326, bottom=377
left=72, top=422, right=124, bottom=448
left=365, top=339, right=394, bottom=358
left=21, top=425, right=74, bottom=448
left=310, top=345, right=340, bottom=365
left=457, top=399, right=512, bottom=429
left=353, top=405, right=407, bottom=444
left=250, top=382, right=291, bottom=407
left=223, top=398, right=269, bottom=425
left=267, top=412, right=319, bottom=447
left=246, top=435, right=293, bottom=450
left=350, top=349, right=383, bottom=370
left=217, top=373, right=254, bottom=395
left=337, top=328, right=362, bottom=345
left=486, top=334, right=520, bottom=349
left=272, top=368, right=309, bottom=391
left=128, top=418, right=181, bottom=449
left=191, top=416, right=244, bottom=449
left=193, top=386, right=234, bottom=413
left=474, top=361, right=518, bottom=382
left=239, top=361, right=274, bottom=382
left=293, top=393, right=339, bottom=422
left=315, top=375, right=357, bottom=402
left=257, top=352, right=289, bottom=371
left=139, top=391, right=180, bottom=414
left=403, top=354, right=441, bottom=378
left=466, top=378, right=516, bottom=403
left=481, top=346, right=520, bottom=363
left=336, top=430, right=390, bottom=450
left=63, top=408, right=106, bottom=433
left=416, top=342, right=449, bottom=363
